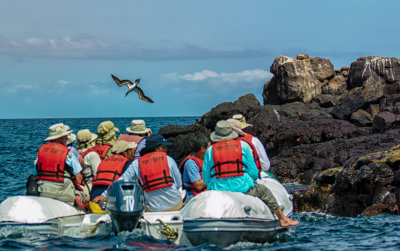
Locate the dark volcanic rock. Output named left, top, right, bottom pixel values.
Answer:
left=159, top=54, right=400, bottom=217
left=199, top=93, right=261, bottom=129
left=348, top=56, right=400, bottom=89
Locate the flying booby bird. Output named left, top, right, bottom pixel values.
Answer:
left=111, top=74, right=154, bottom=103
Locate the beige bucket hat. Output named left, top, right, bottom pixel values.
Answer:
left=77, top=129, right=98, bottom=144
left=232, top=114, right=253, bottom=129
left=227, top=119, right=245, bottom=136
left=126, top=120, right=151, bottom=134
left=44, top=123, right=73, bottom=141
left=210, top=120, right=239, bottom=142
left=111, top=140, right=137, bottom=154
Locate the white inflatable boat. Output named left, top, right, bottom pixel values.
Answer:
left=0, top=175, right=294, bottom=246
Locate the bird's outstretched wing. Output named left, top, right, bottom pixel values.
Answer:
left=135, top=87, right=154, bottom=103
left=111, top=74, right=132, bottom=87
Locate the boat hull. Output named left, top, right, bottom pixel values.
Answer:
left=184, top=217, right=286, bottom=246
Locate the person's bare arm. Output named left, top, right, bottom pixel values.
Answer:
left=192, top=179, right=207, bottom=191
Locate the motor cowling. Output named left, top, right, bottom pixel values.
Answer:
left=106, top=179, right=144, bottom=234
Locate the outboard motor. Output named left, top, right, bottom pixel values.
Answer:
left=106, top=179, right=145, bottom=234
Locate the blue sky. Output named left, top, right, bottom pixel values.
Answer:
left=1, top=0, right=399, bottom=119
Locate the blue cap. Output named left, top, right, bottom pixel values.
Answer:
left=145, top=134, right=173, bottom=149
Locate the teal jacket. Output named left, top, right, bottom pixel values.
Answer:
left=202, top=140, right=259, bottom=193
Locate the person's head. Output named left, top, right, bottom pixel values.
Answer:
left=76, top=129, right=98, bottom=152
left=44, top=123, right=73, bottom=146
left=143, top=134, right=173, bottom=153
left=192, top=134, right=211, bottom=159
left=232, top=114, right=253, bottom=131
left=126, top=119, right=152, bottom=137
left=209, top=120, right=239, bottom=143
left=111, top=140, right=137, bottom=161
left=96, top=121, right=119, bottom=146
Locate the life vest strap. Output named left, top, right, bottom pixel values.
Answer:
left=211, top=160, right=247, bottom=178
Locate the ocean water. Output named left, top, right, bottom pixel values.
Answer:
left=1, top=117, right=400, bottom=250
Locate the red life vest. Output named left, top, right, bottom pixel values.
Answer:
left=91, top=144, right=112, bottom=160
left=211, top=139, right=245, bottom=178
left=79, top=148, right=95, bottom=158
left=238, top=133, right=262, bottom=173
left=179, top=154, right=206, bottom=196
left=117, top=134, right=143, bottom=155
left=138, top=152, right=173, bottom=192
left=92, top=154, right=129, bottom=186
left=36, top=142, right=70, bottom=183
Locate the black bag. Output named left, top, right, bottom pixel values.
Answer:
left=26, top=175, right=40, bottom=196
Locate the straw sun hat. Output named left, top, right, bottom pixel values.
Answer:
left=77, top=129, right=98, bottom=144
left=232, top=114, right=253, bottom=129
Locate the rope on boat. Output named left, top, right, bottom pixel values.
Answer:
left=156, top=219, right=179, bottom=241
left=88, top=222, right=101, bottom=235
left=141, top=217, right=179, bottom=241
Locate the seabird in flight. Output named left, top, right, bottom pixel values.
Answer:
left=111, top=74, right=154, bottom=103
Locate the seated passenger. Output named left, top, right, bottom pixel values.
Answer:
left=94, top=134, right=183, bottom=212
left=90, top=140, right=136, bottom=199
left=34, top=123, right=89, bottom=208
left=118, top=119, right=152, bottom=160
left=231, top=114, right=271, bottom=172
left=202, top=120, right=299, bottom=227
left=76, top=129, right=101, bottom=189
left=92, top=121, right=119, bottom=160
left=179, top=134, right=210, bottom=202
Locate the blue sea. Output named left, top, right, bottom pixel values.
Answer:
left=1, top=117, right=400, bottom=250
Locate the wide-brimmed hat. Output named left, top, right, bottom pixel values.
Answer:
left=67, top=133, right=76, bottom=145
left=145, top=134, right=173, bottom=149
left=210, top=120, right=239, bottom=142
left=44, top=123, right=73, bottom=141
left=227, top=119, right=245, bottom=136
left=126, top=120, right=151, bottom=134
left=97, top=121, right=119, bottom=135
left=232, top=114, right=253, bottom=129
left=77, top=129, right=98, bottom=144
left=111, top=140, right=137, bottom=154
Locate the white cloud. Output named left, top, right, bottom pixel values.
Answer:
left=58, top=80, right=71, bottom=85
left=166, top=69, right=272, bottom=84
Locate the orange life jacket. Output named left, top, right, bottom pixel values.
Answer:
left=179, top=154, right=206, bottom=196
left=117, top=134, right=143, bottom=155
left=138, top=152, right=173, bottom=192
left=36, top=142, right=70, bottom=182
left=238, top=133, right=262, bottom=173
left=211, top=139, right=245, bottom=178
left=91, top=144, right=112, bottom=160
left=36, top=142, right=83, bottom=191
left=92, top=154, right=129, bottom=186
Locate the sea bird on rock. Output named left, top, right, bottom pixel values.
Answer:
left=111, top=74, right=154, bottom=103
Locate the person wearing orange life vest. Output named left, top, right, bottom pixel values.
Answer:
left=231, top=114, right=271, bottom=173
left=76, top=129, right=101, bottom=188
left=90, top=140, right=137, bottom=199
left=92, top=121, right=119, bottom=160
left=180, top=134, right=210, bottom=202
left=117, top=119, right=152, bottom=160
left=93, top=134, right=183, bottom=212
left=33, top=123, right=89, bottom=208
left=202, top=120, right=299, bottom=227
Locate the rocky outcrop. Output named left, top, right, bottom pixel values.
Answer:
left=160, top=55, right=400, bottom=217
left=263, top=56, right=335, bottom=105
